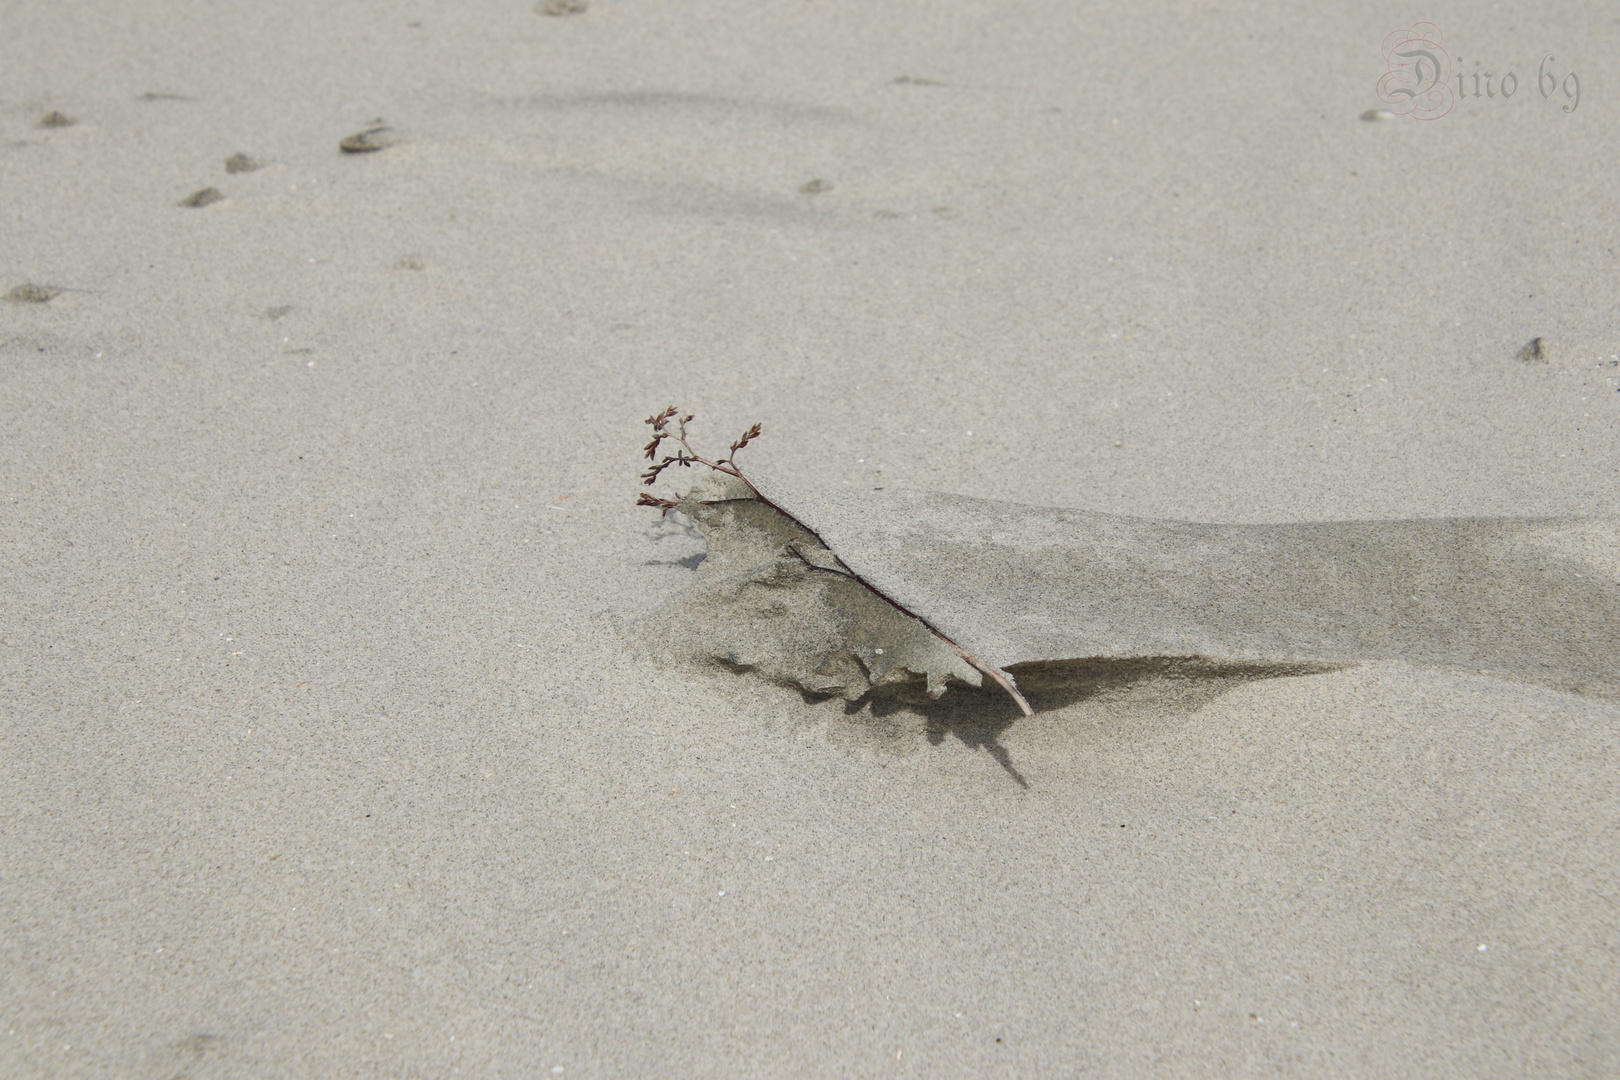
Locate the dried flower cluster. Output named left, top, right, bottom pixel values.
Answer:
left=637, top=406, right=766, bottom=515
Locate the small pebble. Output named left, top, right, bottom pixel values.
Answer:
left=1516, top=337, right=1548, bottom=363
left=179, top=187, right=224, bottom=208
left=1359, top=108, right=1396, bottom=121
left=224, top=152, right=262, bottom=173
left=799, top=178, right=833, bottom=195
left=538, top=0, right=588, bottom=13
left=37, top=111, right=75, bottom=128
left=340, top=124, right=400, bottom=153
left=5, top=283, right=61, bottom=303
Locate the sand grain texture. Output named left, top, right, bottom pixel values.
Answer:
left=3, top=1, right=1617, bottom=1077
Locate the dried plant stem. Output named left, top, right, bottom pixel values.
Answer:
left=640, top=406, right=1034, bottom=716
left=959, top=655, right=1034, bottom=716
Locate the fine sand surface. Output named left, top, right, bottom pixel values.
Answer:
left=4, top=2, right=1618, bottom=1076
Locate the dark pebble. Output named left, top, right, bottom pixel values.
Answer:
left=6, top=283, right=61, bottom=303
left=340, top=125, right=400, bottom=153
left=180, top=187, right=225, bottom=208
left=1515, top=337, right=1548, bottom=363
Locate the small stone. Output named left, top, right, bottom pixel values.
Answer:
left=224, top=153, right=262, bottom=173
left=799, top=178, right=833, bottom=195
left=1360, top=108, right=1396, bottom=121
left=537, top=0, right=588, bottom=14
left=37, top=111, right=76, bottom=128
left=1516, top=337, right=1548, bottom=363
left=179, top=187, right=224, bottom=208
left=5, top=283, right=61, bottom=303
left=340, top=125, right=400, bottom=154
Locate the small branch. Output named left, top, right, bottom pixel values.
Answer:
left=638, top=406, right=1033, bottom=716
left=637, top=492, right=680, bottom=515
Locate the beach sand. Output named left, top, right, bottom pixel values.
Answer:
left=3, top=2, right=1617, bottom=1075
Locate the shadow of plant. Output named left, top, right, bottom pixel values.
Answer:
left=842, top=657, right=1342, bottom=787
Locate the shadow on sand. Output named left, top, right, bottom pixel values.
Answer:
left=831, top=657, right=1342, bottom=787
